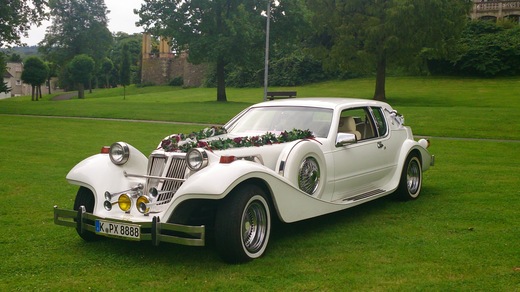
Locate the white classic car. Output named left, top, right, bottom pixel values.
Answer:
left=54, top=98, right=434, bottom=263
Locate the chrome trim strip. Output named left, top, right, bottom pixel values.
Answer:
left=123, top=171, right=186, bottom=182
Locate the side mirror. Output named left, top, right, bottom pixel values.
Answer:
left=335, top=133, right=357, bottom=147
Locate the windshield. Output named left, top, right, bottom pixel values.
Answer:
left=226, top=106, right=333, bottom=138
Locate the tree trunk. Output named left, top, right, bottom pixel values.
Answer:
left=47, top=78, right=51, bottom=94
left=373, top=54, right=387, bottom=101
left=216, top=58, right=227, bottom=102
left=78, top=83, right=85, bottom=99
left=31, top=85, right=36, bottom=101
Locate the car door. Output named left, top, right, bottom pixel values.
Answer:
left=331, top=106, right=398, bottom=201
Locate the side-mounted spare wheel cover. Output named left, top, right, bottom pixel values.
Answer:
left=280, top=140, right=326, bottom=197
left=298, top=156, right=320, bottom=194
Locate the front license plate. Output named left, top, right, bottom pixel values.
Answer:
left=95, top=220, right=140, bottom=240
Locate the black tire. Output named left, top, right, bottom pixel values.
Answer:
left=73, top=186, right=102, bottom=241
left=396, top=153, right=422, bottom=200
left=215, top=185, right=271, bottom=263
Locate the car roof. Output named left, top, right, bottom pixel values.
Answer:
left=253, top=97, right=391, bottom=110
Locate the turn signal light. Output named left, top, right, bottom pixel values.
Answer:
left=219, top=156, right=236, bottom=164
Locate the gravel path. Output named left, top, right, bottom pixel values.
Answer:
left=51, top=92, right=77, bottom=100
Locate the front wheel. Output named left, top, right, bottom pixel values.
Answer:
left=215, top=185, right=271, bottom=263
left=73, top=186, right=102, bottom=241
left=396, top=154, right=422, bottom=200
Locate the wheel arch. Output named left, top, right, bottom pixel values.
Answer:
left=167, top=177, right=281, bottom=226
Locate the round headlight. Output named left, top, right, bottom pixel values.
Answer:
left=186, top=148, right=208, bottom=171
left=118, top=194, right=132, bottom=212
left=137, top=196, right=150, bottom=214
left=109, top=142, right=130, bottom=165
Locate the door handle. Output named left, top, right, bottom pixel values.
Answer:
left=377, top=142, right=385, bottom=149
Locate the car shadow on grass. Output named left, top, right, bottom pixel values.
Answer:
left=71, top=190, right=432, bottom=265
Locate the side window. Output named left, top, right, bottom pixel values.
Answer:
left=371, top=107, right=388, bottom=137
left=338, top=107, right=376, bottom=140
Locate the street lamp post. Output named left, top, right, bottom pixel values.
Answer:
left=263, top=0, right=271, bottom=101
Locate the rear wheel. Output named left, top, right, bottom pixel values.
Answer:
left=73, top=187, right=102, bottom=241
left=215, top=185, right=271, bottom=263
left=396, top=154, right=422, bottom=200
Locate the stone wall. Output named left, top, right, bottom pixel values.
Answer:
left=140, top=34, right=207, bottom=87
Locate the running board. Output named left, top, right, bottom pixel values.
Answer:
left=343, top=189, right=386, bottom=202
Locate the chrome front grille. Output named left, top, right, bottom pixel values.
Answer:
left=158, top=157, right=188, bottom=205
left=146, top=153, right=188, bottom=205
left=147, top=154, right=167, bottom=186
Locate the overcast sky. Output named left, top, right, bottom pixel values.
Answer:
left=21, top=0, right=145, bottom=46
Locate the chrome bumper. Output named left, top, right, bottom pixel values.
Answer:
left=53, top=205, right=205, bottom=246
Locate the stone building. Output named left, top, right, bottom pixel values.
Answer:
left=140, top=34, right=207, bottom=87
left=471, top=0, right=520, bottom=21
left=1, top=62, right=32, bottom=98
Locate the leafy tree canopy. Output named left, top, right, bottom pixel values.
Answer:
left=0, top=0, right=47, bottom=48
left=21, top=56, right=49, bottom=86
left=68, top=54, right=95, bottom=98
left=136, top=0, right=308, bottom=101
left=21, top=56, right=49, bottom=101
left=308, top=0, right=472, bottom=100
left=430, top=20, right=520, bottom=77
left=39, top=0, right=113, bottom=67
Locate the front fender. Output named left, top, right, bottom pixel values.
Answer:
left=66, top=144, right=148, bottom=201
left=176, top=160, right=278, bottom=197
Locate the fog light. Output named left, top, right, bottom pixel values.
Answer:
left=118, top=194, right=131, bottom=212
left=104, top=200, right=112, bottom=211
left=137, top=196, right=150, bottom=214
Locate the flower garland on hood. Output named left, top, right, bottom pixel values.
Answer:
left=160, top=126, right=315, bottom=153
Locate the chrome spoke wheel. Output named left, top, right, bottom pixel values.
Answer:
left=407, top=159, right=421, bottom=195
left=241, top=200, right=268, bottom=253
left=396, top=154, right=422, bottom=200
left=215, top=185, right=271, bottom=263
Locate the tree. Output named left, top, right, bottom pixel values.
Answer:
left=0, top=0, right=47, bottom=47
left=137, top=0, right=305, bottom=102
left=9, top=53, right=23, bottom=63
left=449, top=20, right=520, bottom=77
left=69, top=54, right=95, bottom=99
left=21, top=57, right=49, bottom=101
left=101, top=57, right=114, bottom=88
left=1, top=0, right=47, bottom=94
left=110, top=33, right=142, bottom=85
left=1, top=54, right=9, bottom=94
left=45, top=61, right=59, bottom=94
left=308, top=0, right=472, bottom=101
left=39, top=0, right=113, bottom=89
left=119, top=44, right=131, bottom=99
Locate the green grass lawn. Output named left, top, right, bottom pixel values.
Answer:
left=0, top=77, right=519, bottom=290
